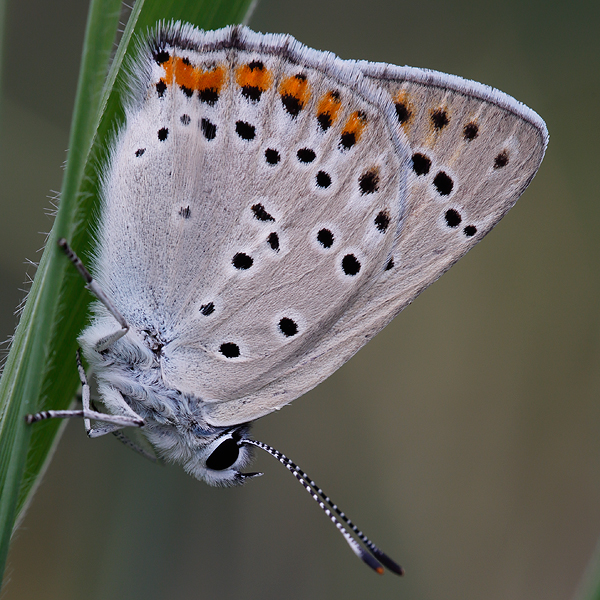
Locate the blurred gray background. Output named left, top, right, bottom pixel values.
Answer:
left=2, top=0, right=599, bottom=599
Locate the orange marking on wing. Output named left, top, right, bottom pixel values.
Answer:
left=162, top=56, right=175, bottom=83
left=235, top=63, right=272, bottom=91
left=279, top=74, right=310, bottom=106
left=173, top=57, right=198, bottom=90
left=393, top=90, right=411, bottom=105
left=342, top=111, right=368, bottom=140
left=316, top=91, right=341, bottom=127
left=162, top=56, right=226, bottom=94
left=196, top=64, right=226, bottom=94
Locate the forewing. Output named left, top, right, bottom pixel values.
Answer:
left=203, top=62, right=548, bottom=426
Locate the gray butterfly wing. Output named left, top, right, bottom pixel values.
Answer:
left=95, top=25, right=409, bottom=423
left=202, top=61, right=548, bottom=426
left=338, top=64, right=549, bottom=362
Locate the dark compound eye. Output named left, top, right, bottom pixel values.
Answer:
left=206, top=438, right=240, bottom=470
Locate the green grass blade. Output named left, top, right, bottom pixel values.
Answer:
left=0, top=0, right=255, bottom=588
left=0, top=0, right=125, bottom=583
left=574, top=537, right=600, bottom=600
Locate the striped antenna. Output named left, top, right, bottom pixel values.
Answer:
left=240, top=438, right=403, bottom=576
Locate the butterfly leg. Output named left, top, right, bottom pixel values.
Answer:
left=109, top=430, right=159, bottom=462
left=77, top=349, right=144, bottom=436
left=58, top=238, right=129, bottom=352
left=26, top=350, right=144, bottom=435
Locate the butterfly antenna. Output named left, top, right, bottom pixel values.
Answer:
left=240, top=439, right=403, bottom=576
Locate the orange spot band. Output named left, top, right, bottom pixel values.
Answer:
left=235, top=63, right=272, bottom=91
left=316, top=91, right=341, bottom=124
left=279, top=74, right=310, bottom=105
left=162, top=56, right=226, bottom=94
left=342, top=111, right=367, bottom=139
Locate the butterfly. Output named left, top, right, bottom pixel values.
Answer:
left=27, top=22, right=547, bottom=575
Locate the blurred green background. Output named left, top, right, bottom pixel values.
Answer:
left=1, top=0, right=598, bottom=598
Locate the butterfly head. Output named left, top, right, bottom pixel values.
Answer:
left=186, top=424, right=262, bottom=486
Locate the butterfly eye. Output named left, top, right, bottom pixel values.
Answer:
left=205, top=437, right=240, bottom=470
